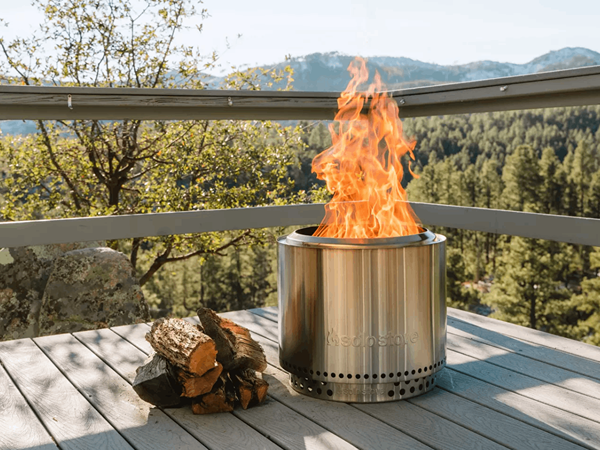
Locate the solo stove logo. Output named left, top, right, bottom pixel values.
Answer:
left=327, top=328, right=418, bottom=347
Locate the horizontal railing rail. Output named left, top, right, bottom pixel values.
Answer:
left=1, top=66, right=600, bottom=248
left=1, top=65, right=600, bottom=120
left=0, top=202, right=598, bottom=248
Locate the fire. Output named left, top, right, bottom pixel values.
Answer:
left=312, top=57, right=421, bottom=239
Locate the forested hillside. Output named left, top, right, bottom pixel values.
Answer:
left=405, top=106, right=600, bottom=345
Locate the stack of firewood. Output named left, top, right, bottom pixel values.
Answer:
left=132, top=307, right=268, bottom=414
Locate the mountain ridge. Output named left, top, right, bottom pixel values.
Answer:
left=264, top=47, right=600, bottom=91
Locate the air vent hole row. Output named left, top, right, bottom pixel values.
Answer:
left=291, top=374, right=438, bottom=398
left=282, top=357, right=446, bottom=380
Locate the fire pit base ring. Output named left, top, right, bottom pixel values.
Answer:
left=288, top=365, right=444, bottom=403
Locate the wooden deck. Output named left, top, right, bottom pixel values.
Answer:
left=2, top=308, right=600, bottom=450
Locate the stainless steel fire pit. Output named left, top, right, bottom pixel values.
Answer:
left=277, top=226, right=446, bottom=403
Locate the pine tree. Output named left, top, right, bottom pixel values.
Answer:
left=571, top=248, right=600, bottom=345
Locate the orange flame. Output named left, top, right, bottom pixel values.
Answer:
left=312, top=57, right=421, bottom=239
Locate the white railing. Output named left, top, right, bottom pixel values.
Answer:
left=0, top=203, right=598, bottom=248
left=1, top=65, right=600, bottom=247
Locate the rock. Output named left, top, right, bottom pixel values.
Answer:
left=39, top=247, right=149, bottom=336
left=0, top=242, right=103, bottom=341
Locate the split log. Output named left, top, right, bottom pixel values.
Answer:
left=197, top=308, right=267, bottom=373
left=191, top=375, right=236, bottom=415
left=232, top=369, right=269, bottom=409
left=178, top=363, right=223, bottom=398
left=132, top=353, right=182, bottom=407
left=145, top=318, right=218, bottom=376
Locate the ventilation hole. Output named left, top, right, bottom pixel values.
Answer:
left=300, top=383, right=304, bottom=389
left=394, top=382, right=400, bottom=387
left=429, top=365, right=432, bottom=370
left=364, top=374, right=370, bottom=379
left=373, top=374, right=378, bottom=379
left=397, top=372, right=402, bottom=377
left=308, top=386, right=313, bottom=392
left=317, top=388, right=322, bottom=395
left=339, top=373, right=344, bottom=379
left=388, top=390, right=394, bottom=397
left=356, top=374, right=361, bottom=379
left=316, top=371, right=321, bottom=376
left=419, top=384, right=423, bottom=391
left=381, top=374, right=386, bottom=379
left=406, top=380, right=410, bottom=385
left=424, top=367, right=428, bottom=372
left=304, top=377, right=309, bottom=382
left=411, top=370, right=416, bottom=375
left=347, top=374, right=352, bottom=379
left=426, top=381, right=429, bottom=388
left=400, top=389, right=406, bottom=395
left=331, top=373, right=336, bottom=378
left=310, top=370, right=314, bottom=375
left=321, top=381, right=327, bottom=386
left=327, top=389, right=333, bottom=396
left=324, top=372, right=328, bottom=377
left=410, top=387, right=415, bottom=393
left=404, top=371, right=409, bottom=376
left=418, top=368, right=422, bottom=374
left=389, top=373, right=394, bottom=378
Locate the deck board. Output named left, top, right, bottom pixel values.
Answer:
left=2, top=307, right=600, bottom=450
left=35, top=333, right=206, bottom=450
left=448, top=317, right=600, bottom=381
left=447, top=332, right=600, bottom=400
left=0, top=362, right=58, bottom=450
left=448, top=308, right=600, bottom=363
left=0, top=338, right=132, bottom=450
left=245, top=307, right=600, bottom=450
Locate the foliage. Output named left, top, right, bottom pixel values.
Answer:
left=403, top=107, right=600, bottom=342
left=0, top=0, right=303, bottom=313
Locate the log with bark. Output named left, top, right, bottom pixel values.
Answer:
left=132, top=353, right=182, bottom=407
left=134, top=309, right=269, bottom=415
left=145, top=318, right=218, bottom=376
left=197, top=307, right=267, bottom=373
left=177, top=363, right=223, bottom=398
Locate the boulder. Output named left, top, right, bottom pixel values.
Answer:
left=0, top=242, right=103, bottom=340
left=39, top=247, right=149, bottom=335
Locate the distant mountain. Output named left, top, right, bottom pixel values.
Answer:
left=2, top=47, right=599, bottom=135
left=265, top=47, right=600, bottom=91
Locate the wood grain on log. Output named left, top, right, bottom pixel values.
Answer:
left=145, top=318, right=217, bottom=376
left=198, top=308, right=267, bottom=373
left=132, top=353, right=182, bottom=407
left=232, top=370, right=269, bottom=409
left=177, top=363, right=223, bottom=398
left=191, top=376, right=236, bottom=415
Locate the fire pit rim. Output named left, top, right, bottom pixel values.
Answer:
left=279, top=225, right=442, bottom=250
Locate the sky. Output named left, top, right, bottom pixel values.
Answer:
left=2, top=0, right=600, bottom=74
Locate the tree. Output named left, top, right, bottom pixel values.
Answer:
left=572, top=248, right=600, bottom=345
left=0, top=0, right=302, bottom=309
left=501, top=144, right=541, bottom=212
left=483, top=236, right=574, bottom=333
